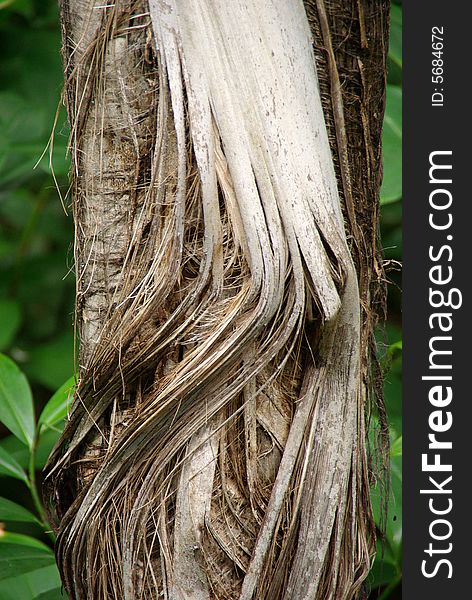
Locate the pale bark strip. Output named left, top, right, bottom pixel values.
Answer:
left=172, top=423, right=220, bottom=600
left=284, top=275, right=360, bottom=599
left=44, top=1, right=386, bottom=598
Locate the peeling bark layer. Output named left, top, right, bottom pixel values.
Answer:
left=44, top=1, right=388, bottom=599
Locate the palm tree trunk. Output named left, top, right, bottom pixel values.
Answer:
left=44, top=1, right=389, bottom=598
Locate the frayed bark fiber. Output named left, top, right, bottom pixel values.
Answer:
left=44, top=1, right=388, bottom=599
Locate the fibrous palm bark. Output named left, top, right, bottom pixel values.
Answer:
left=44, top=1, right=389, bottom=598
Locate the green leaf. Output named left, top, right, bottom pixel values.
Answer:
left=0, top=300, right=21, bottom=352
left=0, top=445, right=28, bottom=484
left=0, top=533, right=55, bottom=581
left=0, top=497, right=39, bottom=524
left=0, top=353, right=35, bottom=449
left=0, top=565, right=63, bottom=600
left=0, top=532, right=50, bottom=551
left=0, top=429, right=62, bottom=472
left=38, top=376, right=75, bottom=435
left=381, top=85, right=402, bottom=204
left=34, top=589, right=66, bottom=600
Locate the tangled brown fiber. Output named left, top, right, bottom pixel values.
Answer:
left=44, top=1, right=389, bottom=599
left=306, top=0, right=390, bottom=542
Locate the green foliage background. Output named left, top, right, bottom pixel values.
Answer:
left=0, top=1, right=402, bottom=598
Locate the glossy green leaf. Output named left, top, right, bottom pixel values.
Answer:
left=0, top=300, right=21, bottom=352
left=0, top=532, right=50, bottom=550
left=0, top=444, right=29, bottom=484
left=0, top=533, right=55, bottom=581
left=38, top=376, right=75, bottom=435
left=0, top=497, right=39, bottom=524
left=0, top=565, right=63, bottom=600
left=34, top=588, right=66, bottom=600
left=0, top=353, right=35, bottom=448
left=0, top=428, right=62, bottom=471
left=381, top=85, right=402, bottom=204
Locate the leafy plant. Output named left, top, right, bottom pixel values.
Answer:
left=0, top=353, right=72, bottom=599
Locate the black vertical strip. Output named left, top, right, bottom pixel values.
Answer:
left=404, top=1, right=468, bottom=597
